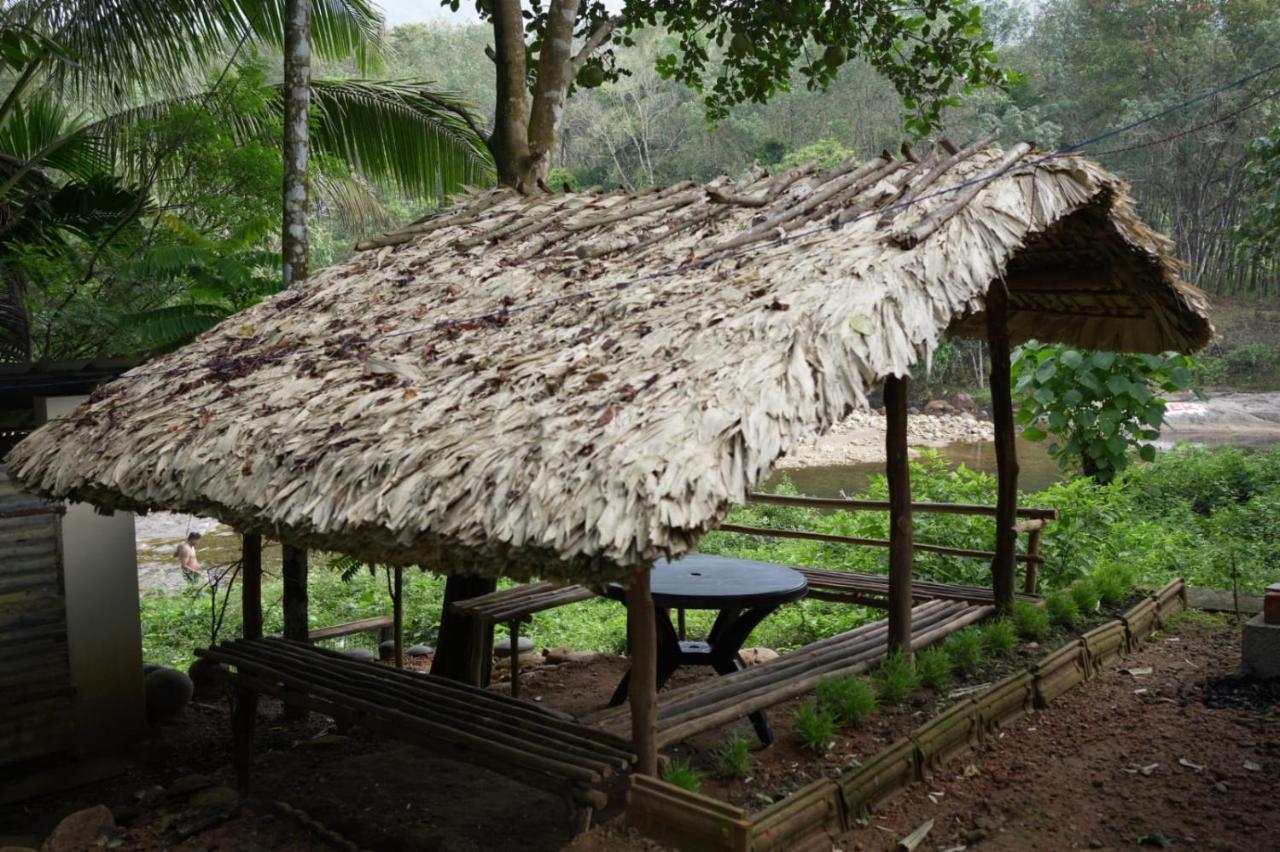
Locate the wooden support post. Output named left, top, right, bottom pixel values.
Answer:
left=885, top=375, right=913, bottom=655
left=509, top=619, right=521, bottom=699
left=1023, top=528, right=1043, bottom=595
left=235, top=531, right=262, bottom=793
left=986, top=284, right=1019, bottom=612
left=282, top=544, right=309, bottom=642
left=433, top=575, right=496, bottom=685
left=677, top=608, right=686, bottom=641
left=241, top=533, right=263, bottom=640
left=232, top=686, right=258, bottom=793
left=281, top=544, right=309, bottom=719
left=627, top=566, right=658, bottom=776
left=393, top=565, right=404, bottom=669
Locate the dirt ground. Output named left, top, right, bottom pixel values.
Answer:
left=3, top=613, right=1275, bottom=851
left=838, top=613, right=1280, bottom=851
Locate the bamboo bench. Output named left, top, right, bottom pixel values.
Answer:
left=582, top=598, right=992, bottom=748
left=307, top=615, right=395, bottom=643
left=450, top=582, right=596, bottom=696
left=198, top=637, right=635, bottom=830
left=797, top=567, right=1039, bottom=608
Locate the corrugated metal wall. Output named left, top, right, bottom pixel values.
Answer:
left=0, top=464, right=74, bottom=766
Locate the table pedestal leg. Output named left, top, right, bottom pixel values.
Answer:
left=607, top=606, right=682, bottom=707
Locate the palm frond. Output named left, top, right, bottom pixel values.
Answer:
left=15, top=0, right=385, bottom=104
left=0, top=94, right=109, bottom=193
left=312, top=171, right=391, bottom=232
left=84, top=79, right=494, bottom=203
left=307, top=80, right=494, bottom=200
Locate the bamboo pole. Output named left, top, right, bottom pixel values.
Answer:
left=1023, top=528, right=1043, bottom=595
left=241, top=533, right=263, bottom=640
left=627, top=566, right=658, bottom=776
left=281, top=543, right=309, bottom=719
left=716, top=523, right=1044, bottom=564
left=987, top=283, right=1019, bottom=612
left=885, top=375, right=913, bottom=654
left=393, top=565, right=404, bottom=669
left=744, top=492, right=1056, bottom=520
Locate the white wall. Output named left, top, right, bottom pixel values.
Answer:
left=37, top=396, right=145, bottom=755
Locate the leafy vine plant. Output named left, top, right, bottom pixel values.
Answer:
left=1010, top=342, right=1200, bottom=483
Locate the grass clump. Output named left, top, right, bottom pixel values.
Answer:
left=1044, top=590, right=1080, bottom=627
left=713, top=732, right=753, bottom=778
left=873, top=651, right=921, bottom=703
left=981, top=619, right=1017, bottom=656
left=1161, top=608, right=1228, bottom=635
left=1092, top=569, right=1130, bottom=605
left=662, top=757, right=703, bottom=791
left=1010, top=601, right=1051, bottom=640
left=1070, top=579, right=1101, bottom=615
left=816, top=674, right=877, bottom=727
left=945, top=627, right=983, bottom=673
left=915, top=646, right=953, bottom=691
left=793, top=703, right=837, bottom=752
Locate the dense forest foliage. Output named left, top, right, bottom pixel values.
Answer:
left=2, top=0, right=1278, bottom=362
left=385, top=0, right=1280, bottom=296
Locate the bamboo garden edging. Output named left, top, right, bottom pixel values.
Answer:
left=623, top=579, right=1188, bottom=851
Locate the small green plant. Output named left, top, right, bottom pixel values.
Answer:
left=1160, top=608, right=1228, bottom=634
left=1092, top=569, right=1129, bottom=605
left=1044, top=590, right=1080, bottom=627
left=793, top=703, right=836, bottom=752
left=662, top=757, right=703, bottom=791
left=915, top=646, right=953, bottom=691
left=816, top=674, right=877, bottom=726
left=713, top=732, right=753, bottom=778
left=1010, top=600, right=1051, bottom=640
left=873, top=650, right=922, bottom=703
left=981, top=619, right=1017, bottom=655
left=1069, top=579, right=1100, bottom=616
left=945, top=627, right=984, bottom=673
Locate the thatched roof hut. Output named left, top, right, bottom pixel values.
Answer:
left=7, top=141, right=1211, bottom=583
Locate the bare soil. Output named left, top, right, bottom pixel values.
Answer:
left=4, top=613, right=1274, bottom=851
left=837, top=614, right=1280, bottom=851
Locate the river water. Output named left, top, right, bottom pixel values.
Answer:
left=765, top=391, right=1280, bottom=499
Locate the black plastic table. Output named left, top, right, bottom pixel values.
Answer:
left=604, top=554, right=808, bottom=745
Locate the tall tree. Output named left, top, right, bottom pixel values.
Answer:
left=454, top=0, right=1011, bottom=189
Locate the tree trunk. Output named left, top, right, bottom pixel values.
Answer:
left=282, top=0, right=310, bottom=286
left=432, top=575, right=496, bottom=684
left=489, top=0, right=536, bottom=189
left=487, top=0, right=585, bottom=190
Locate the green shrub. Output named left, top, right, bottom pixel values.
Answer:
left=713, top=732, right=752, bottom=778
left=873, top=651, right=921, bottom=703
left=1044, top=590, right=1080, bottom=627
left=945, top=627, right=983, bottom=673
left=816, top=674, right=877, bottom=726
left=981, top=619, right=1017, bottom=655
left=662, top=757, right=703, bottom=791
left=793, top=703, right=836, bottom=752
left=1010, top=601, right=1050, bottom=640
left=915, top=646, right=952, bottom=691
left=1070, top=580, right=1100, bottom=615
left=1093, top=569, right=1129, bottom=605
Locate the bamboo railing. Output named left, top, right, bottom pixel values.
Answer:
left=721, top=492, right=1059, bottom=594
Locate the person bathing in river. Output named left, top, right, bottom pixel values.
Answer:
left=175, top=531, right=203, bottom=584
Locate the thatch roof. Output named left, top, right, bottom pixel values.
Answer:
left=7, top=141, right=1211, bottom=582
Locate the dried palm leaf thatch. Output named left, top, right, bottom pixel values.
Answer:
left=7, top=144, right=1211, bottom=582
